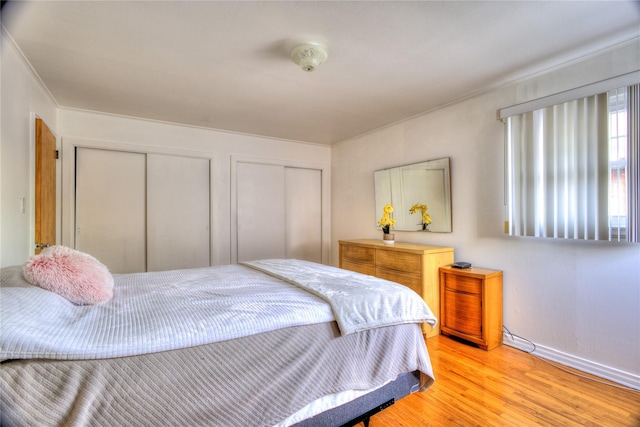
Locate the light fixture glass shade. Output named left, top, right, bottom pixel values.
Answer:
left=290, top=43, right=328, bottom=72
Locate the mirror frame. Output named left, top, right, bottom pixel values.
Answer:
left=374, top=157, right=452, bottom=232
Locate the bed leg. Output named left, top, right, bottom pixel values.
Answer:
left=363, top=418, right=370, bottom=427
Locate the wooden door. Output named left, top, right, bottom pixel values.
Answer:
left=35, top=118, right=56, bottom=254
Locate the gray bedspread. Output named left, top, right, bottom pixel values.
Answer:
left=1, top=321, right=434, bottom=427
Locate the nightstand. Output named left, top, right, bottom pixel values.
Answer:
left=439, top=266, right=503, bottom=350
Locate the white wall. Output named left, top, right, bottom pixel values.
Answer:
left=332, top=38, right=640, bottom=388
left=57, top=109, right=331, bottom=266
left=1, top=29, right=58, bottom=267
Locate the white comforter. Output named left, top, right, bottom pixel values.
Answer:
left=0, top=259, right=436, bottom=361
left=242, top=259, right=437, bottom=335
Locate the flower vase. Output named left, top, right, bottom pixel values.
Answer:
left=383, top=233, right=395, bottom=245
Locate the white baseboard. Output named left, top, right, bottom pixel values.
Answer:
left=503, top=333, right=640, bottom=392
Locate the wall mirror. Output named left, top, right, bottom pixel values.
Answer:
left=375, top=157, right=452, bottom=232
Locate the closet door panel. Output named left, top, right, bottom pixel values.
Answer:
left=147, top=154, right=211, bottom=272
left=236, top=162, right=286, bottom=262
left=285, top=168, right=322, bottom=263
left=75, top=148, right=146, bottom=273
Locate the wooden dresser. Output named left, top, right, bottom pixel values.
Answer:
left=439, top=266, right=503, bottom=350
left=339, top=239, right=454, bottom=337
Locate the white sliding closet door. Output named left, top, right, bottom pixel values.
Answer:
left=237, top=162, right=286, bottom=262
left=236, top=162, right=322, bottom=263
left=75, top=148, right=211, bottom=274
left=75, top=148, right=147, bottom=273
left=285, top=167, right=322, bottom=263
left=147, top=154, right=210, bottom=272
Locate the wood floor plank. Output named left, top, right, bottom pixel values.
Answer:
left=369, top=335, right=640, bottom=426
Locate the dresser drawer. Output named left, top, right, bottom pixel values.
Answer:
left=341, top=260, right=376, bottom=276
left=376, top=267, right=422, bottom=295
left=442, top=274, right=482, bottom=294
left=375, top=250, right=421, bottom=273
left=341, top=245, right=375, bottom=265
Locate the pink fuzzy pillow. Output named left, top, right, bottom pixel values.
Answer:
left=23, top=246, right=114, bottom=305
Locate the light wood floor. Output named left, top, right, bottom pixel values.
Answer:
left=369, top=335, right=640, bottom=427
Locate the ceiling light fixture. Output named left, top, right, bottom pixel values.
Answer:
left=290, top=43, right=328, bottom=72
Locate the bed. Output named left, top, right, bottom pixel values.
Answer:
left=1, top=254, right=436, bottom=427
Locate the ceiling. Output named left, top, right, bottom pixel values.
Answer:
left=2, top=1, right=639, bottom=145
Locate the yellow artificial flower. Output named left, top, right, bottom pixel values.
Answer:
left=378, top=203, right=396, bottom=232
left=410, top=203, right=432, bottom=225
left=409, top=203, right=424, bottom=214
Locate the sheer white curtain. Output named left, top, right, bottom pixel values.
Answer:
left=506, top=93, right=610, bottom=240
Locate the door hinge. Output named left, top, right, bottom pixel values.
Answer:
left=56, top=150, right=59, bottom=159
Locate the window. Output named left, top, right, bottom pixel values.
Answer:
left=501, top=82, right=638, bottom=243
left=609, top=88, right=628, bottom=240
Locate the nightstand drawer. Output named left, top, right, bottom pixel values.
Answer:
left=375, top=250, right=421, bottom=272
left=443, top=289, right=482, bottom=337
left=442, top=274, right=482, bottom=294
left=341, top=245, right=375, bottom=265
